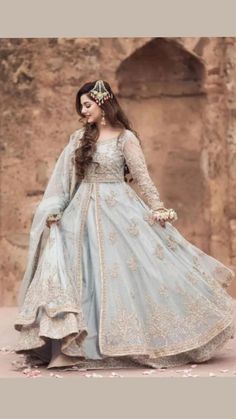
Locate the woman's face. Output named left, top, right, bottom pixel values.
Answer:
left=80, top=93, right=102, bottom=124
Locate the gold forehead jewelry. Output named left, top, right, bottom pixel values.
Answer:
left=89, top=80, right=113, bottom=106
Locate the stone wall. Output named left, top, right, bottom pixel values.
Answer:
left=0, top=37, right=236, bottom=305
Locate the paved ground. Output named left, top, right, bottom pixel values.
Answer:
left=1, top=306, right=236, bottom=378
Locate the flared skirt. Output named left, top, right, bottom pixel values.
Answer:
left=14, top=181, right=236, bottom=369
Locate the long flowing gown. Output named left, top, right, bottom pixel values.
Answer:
left=14, top=127, right=236, bottom=370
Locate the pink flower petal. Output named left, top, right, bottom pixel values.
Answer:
left=142, top=371, right=154, bottom=375
left=23, top=368, right=32, bottom=374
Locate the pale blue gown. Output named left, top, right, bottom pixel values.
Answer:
left=14, top=128, right=236, bottom=370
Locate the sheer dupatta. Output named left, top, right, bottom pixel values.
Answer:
left=17, top=128, right=84, bottom=307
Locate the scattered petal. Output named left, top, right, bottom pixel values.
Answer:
left=220, top=369, right=229, bottom=373
left=22, top=368, right=42, bottom=378
left=23, top=368, right=32, bottom=374
left=209, top=373, right=217, bottom=377
left=109, top=372, right=124, bottom=378
left=142, top=371, right=154, bottom=375
left=90, top=373, right=103, bottom=378
left=49, top=372, right=63, bottom=378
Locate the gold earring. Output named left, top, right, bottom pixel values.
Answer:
left=101, top=110, right=106, bottom=126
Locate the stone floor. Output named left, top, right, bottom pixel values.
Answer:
left=1, top=306, right=236, bottom=378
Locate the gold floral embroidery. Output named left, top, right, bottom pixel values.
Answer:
left=174, top=283, right=187, bottom=296
left=166, top=235, right=178, bottom=250
left=158, top=284, right=169, bottom=297
left=143, top=212, right=156, bottom=226
left=105, top=190, right=118, bottom=207
left=185, top=271, right=198, bottom=285
left=104, top=302, right=144, bottom=347
left=127, top=256, right=138, bottom=271
left=154, top=243, right=165, bottom=260
left=191, top=255, right=228, bottom=289
left=127, top=220, right=139, bottom=236
left=125, top=186, right=136, bottom=200
left=108, top=230, right=118, bottom=244
left=212, top=266, right=235, bottom=288
left=108, top=262, right=120, bottom=279
left=193, top=255, right=201, bottom=269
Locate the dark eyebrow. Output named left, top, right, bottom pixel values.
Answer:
left=82, top=101, right=91, bottom=105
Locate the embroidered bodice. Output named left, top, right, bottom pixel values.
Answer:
left=72, top=128, right=164, bottom=211
left=82, top=136, right=125, bottom=183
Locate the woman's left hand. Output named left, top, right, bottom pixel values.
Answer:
left=152, top=208, right=178, bottom=228
left=152, top=212, right=167, bottom=228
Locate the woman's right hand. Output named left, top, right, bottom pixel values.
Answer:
left=46, top=219, right=60, bottom=228
left=46, top=213, right=62, bottom=228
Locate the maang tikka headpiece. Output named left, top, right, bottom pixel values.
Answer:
left=89, top=80, right=113, bottom=106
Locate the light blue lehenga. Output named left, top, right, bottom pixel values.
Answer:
left=14, top=127, right=236, bottom=370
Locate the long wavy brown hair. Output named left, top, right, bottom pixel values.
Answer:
left=75, top=80, right=141, bottom=183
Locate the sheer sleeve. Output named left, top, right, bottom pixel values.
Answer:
left=122, top=130, right=165, bottom=211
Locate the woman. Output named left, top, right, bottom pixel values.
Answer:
left=14, top=79, right=235, bottom=370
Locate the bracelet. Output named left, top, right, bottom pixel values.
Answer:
left=46, top=212, right=63, bottom=225
left=151, top=207, right=178, bottom=222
